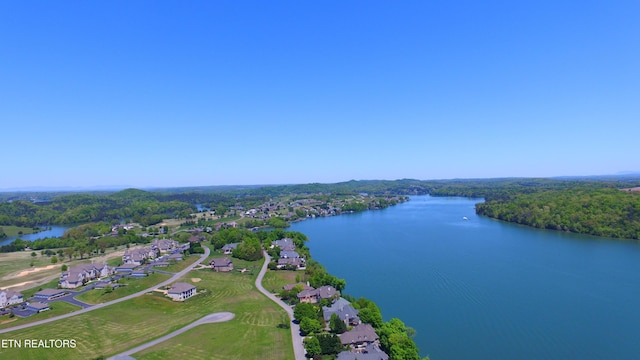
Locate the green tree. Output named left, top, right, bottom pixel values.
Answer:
left=300, top=317, right=322, bottom=335
left=303, top=336, right=321, bottom=358
left=61, top=264, right=68, bottom=272
left=31, top=251, right=37, bottom=257
left=293, top=302, right=318, bottom=322
left=316, top=333, right=344, bottom=355
left=329, top=313, right=347, bottom=334
left=51, top=255, right=58, bottom=264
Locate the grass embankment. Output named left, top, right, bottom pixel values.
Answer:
left=261, top=270, right=299, bottom=293
left=0, top=225, right=42, bottom=237
left=0, top=257, right=293, bottom=360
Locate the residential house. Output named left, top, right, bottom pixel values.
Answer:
left=279, top=250, right=300, bottom=259
left=336, top=343, right=389, bottom=360
left=340, top=324, right=379, bottom=348
left=297, top=285, right=339, bottom=304
left=122, top=247, right=156, bottom=265
left=0, top=289, right=24, bottom=308
left=272, top=238, right=296, bottom=251
left=167, top=282, right=196, bottom=301
left=210, top=257, right=234, bottom=272
left=33, top=288, right=67, bottom=300
left=323, top=297, right=360, bottom=326
left=27, top=301, right=50, bottom=313
left=277, top=257, right=305, bottom=270
left=221, top=242, right=240, bottom=255
left=152, top=239, right=179, bottom=253
left=59, top=263, right=115, bottom=289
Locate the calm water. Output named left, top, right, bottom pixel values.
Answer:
left=291, top=196, right=640, bottom=360
left=0, top=225, right=72, bottom=245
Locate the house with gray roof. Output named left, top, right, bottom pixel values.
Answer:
left=59, top=263, right=115, bottom=289
left=123, top=247, right=157, bottom=265
left=323, top=297, right=360, bottom=326
left=277, top=257, right=305, bottom=270
left=272, top=238, right=296, bottom=251
left=221, top=242, right=240, bottom=254
left=280, top=250, right=300, bottom=259
left=298, top=285, right=339, bottom=304
left=339, top=324, right=379, bottom=347
left=210, top=257, right=234, bottom=272
left=0, top=289, right=24, bottom=308
left=336, top=343, right=389, bottom=360
left=167, top=282, right=196, bottom=301
left=27, top=301, right=50, bottom=313
left=33, top=288, right=67, bottom=300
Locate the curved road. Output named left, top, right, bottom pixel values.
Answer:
left=107, top=312, right=235, bottom=360
left=255, top=252, right=306, bottom=360
left=0, top=247, right=211, bottom=335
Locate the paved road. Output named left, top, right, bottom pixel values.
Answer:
left=107, top=312, right=235, bottom=360
left=0, top=247, right=210, bottom=334
left=255, top=252, right=306, bottom=360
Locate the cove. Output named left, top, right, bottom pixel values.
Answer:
left=290, top=195, right=640, bottom=360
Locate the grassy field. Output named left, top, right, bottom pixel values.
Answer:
left=261, top=270, right=299, bottom=294
left=0, top=225, right=41, bottom=237
left=75, top=273, right=172, bottom=304
left=161, top=255, right=199, bottom=273
left=0, top=246, right=128, bottom=292
left=0, top=258, right=294, bottom=360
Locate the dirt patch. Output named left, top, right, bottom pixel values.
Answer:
left=191, top=278, right=201, bottom=283
left=3, top=280, right=36, bottom=289
left=12, top=264, right=58, bottom=278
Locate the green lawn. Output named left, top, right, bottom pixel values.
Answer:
left=0, top=258, right=293, bottom=360
left=161, top=255, right=198, bottom=272
left=75, top=273, right=172, bottom=304
left=262, top=270, right=299, bottom=294
left=0, top=225, right=41, bottom=237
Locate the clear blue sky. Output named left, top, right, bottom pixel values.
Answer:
left=1, top=1, right=638, bottom=190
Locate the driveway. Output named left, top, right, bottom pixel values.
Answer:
left=255, top=252, right=306, bottom=360
left=107, top=312, right=235, bottom=359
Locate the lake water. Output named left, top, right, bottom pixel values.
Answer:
left=0, top=225, right=72, bottom=246
left=291, top=195, right=640, bottom=360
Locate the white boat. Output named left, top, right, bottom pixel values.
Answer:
left=463, top=216, right=469, bottom=220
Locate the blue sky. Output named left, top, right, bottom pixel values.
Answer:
left=1, top=1, right=638, bottom=189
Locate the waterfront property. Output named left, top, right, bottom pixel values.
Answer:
left=297, top=285, right=339, bottom=304
left=323, top=297, right=360, bottom=326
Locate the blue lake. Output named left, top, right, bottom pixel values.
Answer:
left=291, top=195, right=640, bottom=360
left=0, top=225, right=72, bottom=246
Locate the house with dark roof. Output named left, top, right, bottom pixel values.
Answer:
left=279, top=250, right=300, bottom=259
left=323, top=297, right=360, bottom=326
left=339, top=324, right=379, bottom=347
left=210, top=257, right=234, bottom=272
left=336, top=343, right=389, bottom=360
left=167, top=282, right=196, bottom=301
left=297, top=285, right=339, bottom=304
left=277, top=257, right=306, bottom=270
